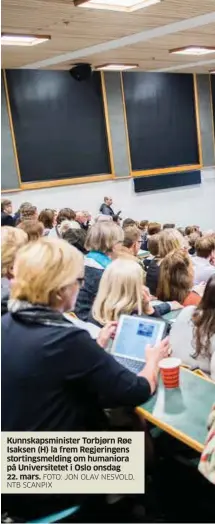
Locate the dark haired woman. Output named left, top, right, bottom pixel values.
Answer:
left=170, top=275, right=215, bottom=379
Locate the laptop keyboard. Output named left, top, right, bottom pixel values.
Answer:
left=115, top=356, right=144, bottom=374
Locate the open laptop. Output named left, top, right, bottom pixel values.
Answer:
left=111, top=315, right=167, bottom=374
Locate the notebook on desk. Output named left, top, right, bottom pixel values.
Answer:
left=111, top=315, right=167, bottom=374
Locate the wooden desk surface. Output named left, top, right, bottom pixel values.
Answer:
left=137, top=368, right=215, bottom=452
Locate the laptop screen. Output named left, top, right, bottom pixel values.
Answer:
left=114, top=316, right=162, bottom=361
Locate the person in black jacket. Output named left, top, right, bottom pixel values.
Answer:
left=1, top=199, right=15, bottom=227
left=2, top=237, right=170, bottom=431
left=75, top=221, right=124, bottom=321
left=99, top=196, right=114, bottom=216
left=90, top=258, right=182, bottom=328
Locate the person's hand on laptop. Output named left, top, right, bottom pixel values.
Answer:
left=138, top=337, right=170, bottom=394
left=97, top=321, right=118, bottom=349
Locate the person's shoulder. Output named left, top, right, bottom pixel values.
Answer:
left=175, top=305, right=196, bottom=320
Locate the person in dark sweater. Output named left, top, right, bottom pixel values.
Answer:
left=75, top=221, right=124, bottom=321
left=90, top=258, right=182, bottom=328
left=1, top=199, right=15, bottom=227
left=2, top=237, right=170, bottom=431
left=99, top=196, right=115, bottom=216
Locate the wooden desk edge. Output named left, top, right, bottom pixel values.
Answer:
left=136, top=406, right=204, bottom=453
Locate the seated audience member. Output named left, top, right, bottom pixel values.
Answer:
left=143, top=234, right=159, bottom=272
left=121, top=225, right=142, bottom=257
left=142, top=221, right=161, bottom=250
left=19, top=204, right=38, bottom=223
left=187, top=232, right=200, bottom=256
left=146, top=229, right=185, bottom=296
left=157, top=249, right=202, bottom=306
left=170, top=275, right=215, bottom=379
left=185, top=225, right=196, bottom=236
left=90, top=259, right=181, bottom=327
left=163, top=223, right=175, bottom=230
left=99, top=196, right=114, bottom=216
left=1, top=199, right=15, bottom=227
left=2, top=237, right=169, bottom=434
left=38, top=209, right=56, bottom=235
left=95, top=214, right=113, bottom=223
left=119, top=225, right=146, bottom=275
left=139, top=220, right=149, bottom=248
left=76, top=211, right=91, bottom=231
left=48, top=208, right=76, bottom=237
left=18, top=220, right=44, bottom=241
left=75, top=222, right=124, bottom=321
left=63, top=228, right=87, bottom=254
left=1, top=226, right=28, bottom=315
left=122, top=218, right=137, bottom=229
left=192, top=236, right=215, bottom=284
left=14, top=201, right=32, bottom=224
left=58, top=219, right=80, bottom=237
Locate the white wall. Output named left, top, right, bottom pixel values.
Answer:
left=3, top=168, right=215, bottom=230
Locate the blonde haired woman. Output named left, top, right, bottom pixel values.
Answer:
left=146, top=228, right=186, bottom=295
left=91, top=259, right=181, bottom=327
left=75, top=221, right=124, bottom=320
left=1, top=226, right=28, bottom=315
left=2, top=237, right=169, bottom=432
left=2, top=237, right=169, bottom=520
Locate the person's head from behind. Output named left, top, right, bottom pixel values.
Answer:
left=163, top=223, right=175, bottom=230
left=58, top=219, right=80, bottom=237
left=157, top=249, right=194, bottom=304
left=195, top=236, right=215, bottom=262
left=147, top=222, right=161, bottom=236
left=20, top=204, right=38, bottom=223
left=123, top=225, right=142, bottom=256
left=139, top=220, right=148, bottom=232
left=1, top=226, right=28, bottom=279
left=188, top=232, right=200, bottom=252
left=122, top=218, right=137, bottom=229
left=148, top=234, right=159, bottom=257
left=1, top=199, right=12, bottom=216
left=192, top=275, right=215, bottom=358
left=158, top=228, right=185, bottom=259
left=104, top=196, right=113, bottom=207
left=185, top=225, right=196, bottom=237
left=57, top=208, right=76, bottom=226
left=63, top=228, right=87, bottom=254
left=18, top=220, right=44, bottom=241
left=76, top=211, right=90, bottom=225
left=93, top=259, right=144, bottom=325
left=95, top=214, right=113, bottom=223
left=85, top=221, right=124, bottom=258
left=38, top=209, right=55, bottom=230
left=11, top=238, right=84, bottom=312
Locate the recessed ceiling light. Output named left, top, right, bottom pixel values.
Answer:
left=1, top=34, right=51, bottom=47
left=170, top=46, right=215, bottom=56
left=95, top=64, right=138, bottom=71
left=74, top=0, right=161, bottom=13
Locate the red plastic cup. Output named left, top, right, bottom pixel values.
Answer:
left=159, top=358, right=181, bottom=389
